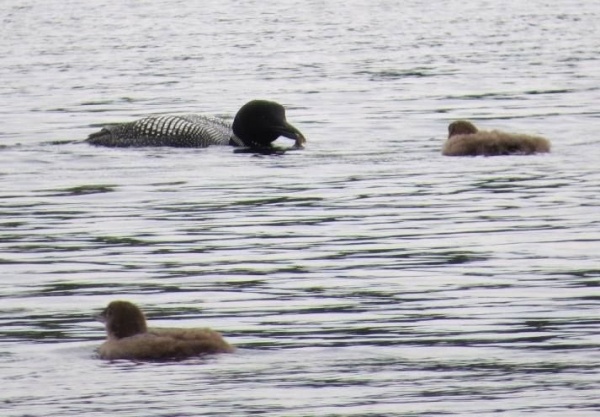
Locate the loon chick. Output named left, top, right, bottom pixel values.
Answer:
left=96, top=300, right=234, bottom=361
left=86, top=100, right=306, bottom=151
left=442, top=120, right=551, bottom=156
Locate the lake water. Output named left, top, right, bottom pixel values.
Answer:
left=1, top=0, right=599, bottom=415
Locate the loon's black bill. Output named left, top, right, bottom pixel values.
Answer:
left=95, top=309, right=107, bottom=323
left=275, top=122, right=306, bottom=148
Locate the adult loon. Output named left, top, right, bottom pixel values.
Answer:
left=442, top=120, right=551, bottom=156
left=96, top=300, right=234, bottom=360
left=86, top=100, right=306, bottom=152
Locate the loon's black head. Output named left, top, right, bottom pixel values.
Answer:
left=448, top=120, right=478, bottom=138
left=232, top=100, right=306, bottom=150
left=97, top=300, right=147, bottom=339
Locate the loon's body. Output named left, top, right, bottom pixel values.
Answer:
left=87, top=114, right=245, bottom=148
left=97, top=300, right=234, bottom=361
left=86, top=100, right=306, bottom=151
left=443, top=120, right=551, bottom=157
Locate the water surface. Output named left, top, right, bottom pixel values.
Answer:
left=1, top=0, right=599, bottom=416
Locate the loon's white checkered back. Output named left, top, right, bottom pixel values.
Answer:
left=87, top=114, right=244, bottom=147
